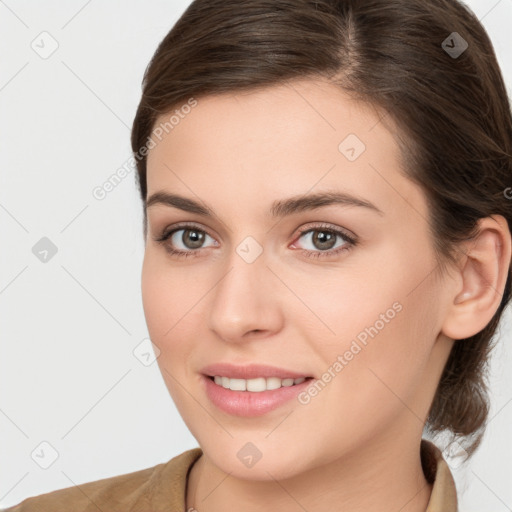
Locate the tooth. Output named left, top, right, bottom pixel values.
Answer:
left=266, top=377, right=282, bottom=390
left=246, top=377, right=267, bottom=392
left=229, top=378, right=247, bottom=391
left=213, top=375, right=308, bottom=391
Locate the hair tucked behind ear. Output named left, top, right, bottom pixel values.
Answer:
left=131, top=0, right=512, bottom=457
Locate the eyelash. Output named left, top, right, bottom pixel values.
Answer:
left=153, top=222, right=358, bottom=260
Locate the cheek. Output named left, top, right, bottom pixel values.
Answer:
left=300, top=236, right=438, bottom=383
left=286, top=239, right=432, bottom=349
left=141, top=251, right=194, bottom=339
left=141, top=254, right=193, bottom=406
left=141, top=255, right=171, bottom=339
left=140, top=251, right=205, bottom=379
left=315, top=250, right=439, bottom=427
left=142, top=269, right=212, bottom=444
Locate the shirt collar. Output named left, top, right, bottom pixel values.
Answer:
left=421, top=439, right=458, bottom=511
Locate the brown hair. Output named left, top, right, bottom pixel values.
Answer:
left=131, top=0, right=512, bottom=457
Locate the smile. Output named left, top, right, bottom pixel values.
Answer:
left=202, top=374, right=315, bottom=417
left=210, top=375, right=309, bottom=392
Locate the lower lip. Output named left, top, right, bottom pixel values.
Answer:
left=202, top=374, right=313, bottom=417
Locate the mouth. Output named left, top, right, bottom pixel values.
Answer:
left=201, top=372, right=315, bottom=417
left=205, top=375, right=314, bottom=392
left=200, top=362, right=314, bottom=381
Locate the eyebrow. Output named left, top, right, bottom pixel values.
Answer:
left=146, top=190, right=384, bottom=218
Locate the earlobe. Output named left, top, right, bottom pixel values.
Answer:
left=442, top=215, right=511, bottom=340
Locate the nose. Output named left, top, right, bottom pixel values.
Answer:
left=207, top=249, right=284, bottom=343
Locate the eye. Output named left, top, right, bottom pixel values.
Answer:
left=153, top=222, right=358, bottom=260
left=290, top=223, right=357, bottom=259
left=153, top=223, right=217, bottom=258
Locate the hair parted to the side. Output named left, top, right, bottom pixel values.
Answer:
left=131, top=0, right=512, bottom=457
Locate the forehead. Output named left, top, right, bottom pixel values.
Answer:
left=148, top=78, right=389, bottom=164
left=145, top=78, right=426, bottom=222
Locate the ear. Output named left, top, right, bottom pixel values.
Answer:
left=442, top=215, right=511, bottom=340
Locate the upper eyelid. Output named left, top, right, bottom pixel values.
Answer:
left=161, top=222, right=216, bottom=240
left=161, top=220, right=352, bottom=235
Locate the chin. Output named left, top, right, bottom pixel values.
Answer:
left=197, top=435, right=317, bottom=481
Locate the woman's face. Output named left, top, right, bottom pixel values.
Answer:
left=142, top=78, right=456, bottom=479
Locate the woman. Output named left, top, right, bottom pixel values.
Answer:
left=4, top=0, right=511, bottom=510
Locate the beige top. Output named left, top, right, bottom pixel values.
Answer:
left=2, top=439, right=457, bottom=511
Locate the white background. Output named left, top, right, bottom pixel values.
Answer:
left=0, top=1, right=511, bottom=510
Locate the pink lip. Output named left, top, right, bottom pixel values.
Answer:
left=201, top=374, right=314, bottom=417
left=200, top=362, right=312, bottom=380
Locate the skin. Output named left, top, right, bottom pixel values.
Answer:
left=141, top=78, right=511, bottom=512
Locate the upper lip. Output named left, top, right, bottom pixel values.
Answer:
left=201, top=363, right=312, bottom=380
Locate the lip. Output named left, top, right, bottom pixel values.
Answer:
left=200, top=362, right=312, bottom=380
left=201, top=374, right=314, bottom=417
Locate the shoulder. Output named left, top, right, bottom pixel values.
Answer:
left=1, top=448, right=203, bottom=512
